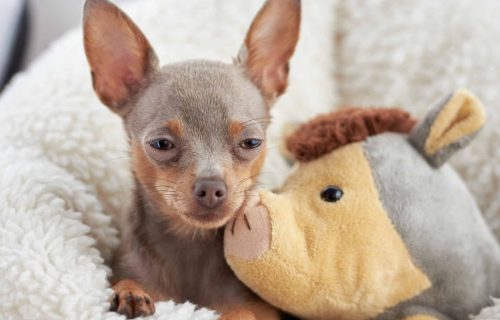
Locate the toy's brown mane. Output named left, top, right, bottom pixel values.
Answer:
left=286, top=108, right=417, bottom=162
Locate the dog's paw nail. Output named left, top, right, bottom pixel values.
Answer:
left=110, top=294, right=119, bottom=311
left=125, top=293, right=134, bottom=305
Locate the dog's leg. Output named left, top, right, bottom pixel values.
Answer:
left=219, top=300, right=280, bottom=320
left=110, top=279, right=156, bottom=319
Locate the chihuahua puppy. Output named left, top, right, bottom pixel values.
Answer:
left=83, top=0, right=300, bottom=318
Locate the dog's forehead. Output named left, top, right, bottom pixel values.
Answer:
left=128, top=60, right=267, bottom=137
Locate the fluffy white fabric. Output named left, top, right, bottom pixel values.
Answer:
left=0, top=0, right=336, bottom=318
left=1, top=0, right=499, bottom=318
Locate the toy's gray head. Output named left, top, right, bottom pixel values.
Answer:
left=364, top=90, right=487, bottom=245
left=363, top=90, right=487, bottom=236
left=82, top=0, right=301, bottom=236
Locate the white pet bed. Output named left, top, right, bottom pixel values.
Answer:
left=1, top=0, right=500, bottom=319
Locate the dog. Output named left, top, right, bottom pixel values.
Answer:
left=82, top=0, right=300, bottom=318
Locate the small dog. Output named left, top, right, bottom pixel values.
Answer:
left=83, top=0, right=300, bottom=319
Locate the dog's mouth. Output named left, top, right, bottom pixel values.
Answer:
left=177, top=195, right=247, bottom=230
left=187, top=210, right=235, bottom=229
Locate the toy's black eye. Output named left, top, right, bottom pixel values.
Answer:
left=320, top=185, right=343, bottom=202
left=150, top=139, right=175, bottom=151
left=239, top=138, right=262, bottom=149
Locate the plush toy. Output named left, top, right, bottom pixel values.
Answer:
left=224, top=89, right=500, bottom=320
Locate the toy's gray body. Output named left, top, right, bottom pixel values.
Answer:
left=365, top=134, right=500, bottom=319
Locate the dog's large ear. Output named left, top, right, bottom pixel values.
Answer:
left=83, top=0, right=158, bottom=115
left=409, top=89, right=486, bottom=168
left=237, top=0, right=301, bottom=105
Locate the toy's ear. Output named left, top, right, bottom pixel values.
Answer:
left=409, top=89, right=486, bottom=168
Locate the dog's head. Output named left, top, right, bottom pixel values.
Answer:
left=83, top=0, right=300, bottom=236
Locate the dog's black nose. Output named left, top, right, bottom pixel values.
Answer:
left=193, top=178, right=227, bottom=209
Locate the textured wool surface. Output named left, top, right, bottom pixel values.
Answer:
left=1, top=0, right=500, bottom=318
left=0, top=0, right=336, bottom=319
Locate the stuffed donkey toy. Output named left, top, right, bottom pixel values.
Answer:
left=224, top=89, right=500, bottom=320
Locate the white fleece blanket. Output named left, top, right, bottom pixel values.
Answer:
left=1, top=0, right=500, bottom=319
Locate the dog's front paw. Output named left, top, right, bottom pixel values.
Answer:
left=110, top=280, right=155, bottom=319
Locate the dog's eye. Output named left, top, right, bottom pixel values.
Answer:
left=320, top=185, right=343, bottom=203
left=239, top=138, right=262, bottom=149
left=150, top=139, right=175, bottom=151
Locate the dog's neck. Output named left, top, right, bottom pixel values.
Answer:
left=121, top=180, right=250, bottom=306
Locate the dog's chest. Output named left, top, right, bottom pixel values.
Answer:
left=149, top=234, right=253, bottom=308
